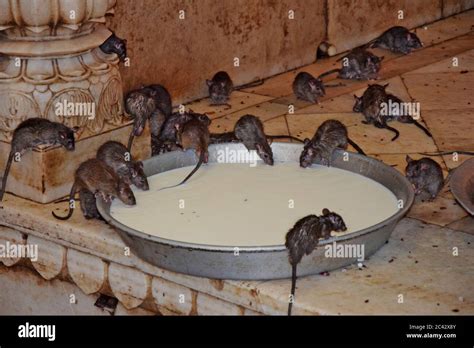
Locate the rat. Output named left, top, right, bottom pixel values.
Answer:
left=0, top=118, right=76, bottom=202
left=367, top=26, right=423, bottom=55
left=97, top=141, right=149, bottom=191
left=353, top=84, right=400, bottom=141
left=52, top=159, right=136, bottom=220
left=405, top=155, right=444, bottom=201
left=99, top=32, right=127, bottom=62
left=300, top=119, right=365, bottom=168
left=125, top=89, right=156, bottom=150
left=234, top=115, right=275, bottom=165
left=384, top=94, right=432, bottom=137
left=319, top=48, right=383, bottom=81
left=153, top=111, right=210, bottom=155
left=126, top=85, right=172, bottom=151
left=285, top=209, right=347, bottom=316
left=206, top=71, right=264, bottom=106
left=158, top=116, right=211, bottom=190
left=292, top=71, right=344, bottom=104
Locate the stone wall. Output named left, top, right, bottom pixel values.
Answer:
left=109, top=0, right=473, bottom=104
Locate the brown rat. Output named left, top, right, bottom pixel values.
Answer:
left=52, top=159, right=136, bottom=220
left=154, top=111, right=210, bottom=155
left=320, top=48, right=383, bottom=81
left=405, top=155, right=444, bottom=201
left=292, top=70, right=343, bottom=104
left=126, top=84, right=172, bottom=151
left=97, top=141, right=149, bottom=191
left=300, top=119, right=365, bottom=168
left=158, top=116, right=211, bottom=190
left=353, top=84, right=400, bottom=141
left=285, top=209, right=347, bottom=316
left=234, top=115, right=275, bottom=165
left=0, top=118, right=76, bottom=202
left=368, top=26, right=423, bottom=55
left=206, top=71, right=264, bottom=106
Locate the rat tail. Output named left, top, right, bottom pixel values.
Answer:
left=178, top=150, right=205, bottom=186
left=412, top=120, right=432, bottom=137
left=157, top=151, right=205, bottom=191
left=347, top=138, right=366, bottom=156
left=268, top=135, right=304, bottom=144
left=385, top=125, right=400, bottom=141
left=317, top=68, right=340, bottom=80
left=127, top=131, right=135, bottom=152
left=288, top=263, right=297, bottom=316
left=235, top=80, right=264, bottom=90
left=0, top=151, right=14, bottom=202
left=52, top=182, right=77, bottom=220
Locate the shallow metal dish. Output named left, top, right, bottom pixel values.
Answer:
left=97, top=143, right=414, bottom=280
left=451, top=158, right=474, bottom=215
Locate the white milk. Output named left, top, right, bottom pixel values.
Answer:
left=110, top=163, right=398, bottom=247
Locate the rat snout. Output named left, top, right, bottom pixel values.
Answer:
left=66, top=140, right=75, bottom=151
left=138, top=177, right=150, bottom=191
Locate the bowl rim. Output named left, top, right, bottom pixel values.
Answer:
left=97, top=143, right=414, bottom=252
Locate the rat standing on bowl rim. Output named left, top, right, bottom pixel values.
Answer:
left=405, top=155, right=444, bottom=201
left=158, top=114, right=211, bottom=190
left=52, top=159, right=136, bottom=220
left=300, top=119, right=365, bottom=168
left=234, top=115, right=275, bottom=165
left=97, top=141, right=149, bottom=191
left=286, top=209, right=347, bottom=316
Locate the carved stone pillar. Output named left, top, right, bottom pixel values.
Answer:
left=0, top=0, right=149, bottom=204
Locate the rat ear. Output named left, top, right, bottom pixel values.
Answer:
left=71, top=126, right=80, bottom=133
left=206, top=80, right=213, bottom=87
left=267, top=137, right=273, bottom=145
left=406, top=155, right=413, bottom=163
left=322, top=208, right=330, bottom=216
left=303, top=138, right=310, bottom=145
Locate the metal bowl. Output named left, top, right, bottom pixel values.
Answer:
left=451, top=158, right=474, bottom=215
left=97, top=143, right=414, bottom=280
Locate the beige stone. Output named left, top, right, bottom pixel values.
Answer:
left=196, top=293, right=244, bottom=315
left=108, top=263, right=151, bottom=310
left=67, top=249, right=107, bottom=295
left=152, top=277, right=194, bottom=315
left=28, top=235, right=66, bottom=280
